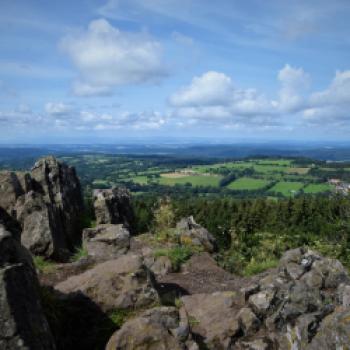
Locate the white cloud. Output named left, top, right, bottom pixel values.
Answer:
left=45, top=102, right=72, bottom=116
left=60, top=19, right=166, bottom=96
left=169, top=71, right=277, bottom=125
left=310, top=70, right=350, bottom=106
left=277, top=64, right=310, bottom=112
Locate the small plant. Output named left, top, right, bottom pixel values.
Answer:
left=33, top=256, right=56, bottom=273
left=154, top=246, right=193, bottom=272
left=108, top=309, right=131, bottom=328
left=174, top=297, right=183, bottom=308
left=70, top=246, right=88, bottom=262
left=242, top=258, right=278, bottom=276
left=188, top=316, right=200, bottom=327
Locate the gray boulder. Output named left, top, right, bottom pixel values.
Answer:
left=0, top=156, right=84, bottom=260
left=106, top=306, right=192, bottom=350
left=176, top=216, right=217, bottom=253
left=55, top=253, right=158, bottom=312
left=0, top=209, right=56, bottom=350
left=83, top=224, right=130, bottom=260
left=93, top=187, right=134, bottom=230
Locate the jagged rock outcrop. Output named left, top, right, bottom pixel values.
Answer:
left=176, top=216, right=217, bottom=253
left=0, top=156, right=84, bottom=259
left=83, top=224, right=130, bottom=260
left=106, top=306, right=196, bottom=350
left=55, top=253, right=158, bottom=312
left=93, top=187, right=134, bottom=230
left=0, top=208, right=56, bottom=349
left=106, top=247, right=350, bottom=350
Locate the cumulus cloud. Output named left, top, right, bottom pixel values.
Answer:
left=277, top=64, right=310, bottom=112
left=169, top=71, right=277, bottom=125
left=310, top=70, right=350, bottom=106
left=169, top=65, right=350, bottom=130
left=60, top=19, right=166, bottom=96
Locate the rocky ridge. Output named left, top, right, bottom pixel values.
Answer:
left=0, top=156, right=350, bottom=349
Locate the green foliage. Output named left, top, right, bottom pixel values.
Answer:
left=153, top=198, right=175, bottom=232
left=154, top=246, right=194, bottom=271
left=243, top=258, right=279, bottom=276
left=70, top=246, right=88, bottom=262
left=107, top=309, right=131, bottom=328
left=33, top=256, right=56, bottom=273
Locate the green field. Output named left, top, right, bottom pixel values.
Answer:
left=303, top=183, right=332, bottom=194
left=159, top=174, right=222, bottom=187
left=227, top=177, right=271, bottom=190
left=269, top=181, right=304, bottom=196
left=130, top=176, right=150, bottom=185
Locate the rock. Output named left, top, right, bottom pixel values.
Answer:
left=307, top=307, right=350, bottom=349
left=0, top=156, right=84, bottom=260
left=176, top=216, right=217, bottom=253
left=181, top=292, right=243, bottom=349
left=249, top=289, right=275, bottom=316
left=149, top=255, right=173, bottom=276
left=106, top=306, right=191, bottom=350
left=93, top=187, right=134, bottom=230
left=0, top=210, right=56, bottom=349
left=238, top=338, right=271, bottom=350
left=55, top=253, right=158, bottom=311
left=83, top=224, right=130, bottom=260
left=337, top=283, right=350, bottom=307
left=238, top=307, right=260, bottom=336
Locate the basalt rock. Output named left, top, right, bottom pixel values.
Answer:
left=93, top=187, right=134, bottom=230
left=0, top=209, right=56, bottom=350
left=82, top=224, right=130, bottom=260
left=55, top=253, right=159, bottom=312
left=0, top=156, right=84, bottom=260
left=106, top=306, right=194, bottom=350
left=176, top=216, right=217, bottom=253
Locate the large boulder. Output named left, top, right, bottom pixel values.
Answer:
left=176, top=216, right=217, bottom=253
left=83, top=224, right=130, bottom=260
left=0, top=156, right=84, bottom=259
left=93, top=187, right=134, bottom=230
left=106, top=306, right=194, bottom=350
left=181, top=291, right=245, bottom=349
left=0, top=209, right=56, bottom=349
left=55, top=253, right=158, bottom=312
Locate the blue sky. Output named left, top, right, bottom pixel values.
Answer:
left=1, top=0, right=350, bottom=143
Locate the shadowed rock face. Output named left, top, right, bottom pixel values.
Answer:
left=0, top=156, right=84, bottom=260
left=0, top=209, right=56, bottom=350
left=93, top=187, right=134, bottom=231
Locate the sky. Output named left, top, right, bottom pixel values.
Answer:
left=0, top=0, right=350, bottom=143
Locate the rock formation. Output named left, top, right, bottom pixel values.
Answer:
left=93, top=187, right=134, bottom=230
left=83, top=224, right=130, bottom=260
left=106, top=306, right=196, bottom=350
left=55, top=253, right=158, bottom=312
left=0, top=156, right=84, bottom=259
left=103, top=247, right=350, bottom=349
left=176, top=216, right=217, bottom=253
left=0, top=208, right=56, bottom=349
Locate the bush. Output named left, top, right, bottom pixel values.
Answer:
left=33, top=256, right=56, bottom=273
left=242, top=258, right=278, bottom=276
left=70, top=247, right=88, bottom=262
left=154, top=246, right=194, bottom=271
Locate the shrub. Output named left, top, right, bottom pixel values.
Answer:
left=70, top=247, right=88, bottom=262
left=242, top=258, right=278, bottom=276
left=154, top=246, right=194, bottom=271
left=33, top=256, right=56, bottom=273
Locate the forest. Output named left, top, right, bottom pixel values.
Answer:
left=131, top=193, right=350, bottom=275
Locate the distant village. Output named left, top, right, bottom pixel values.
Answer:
left=328, top=178, right=350, bottom=195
